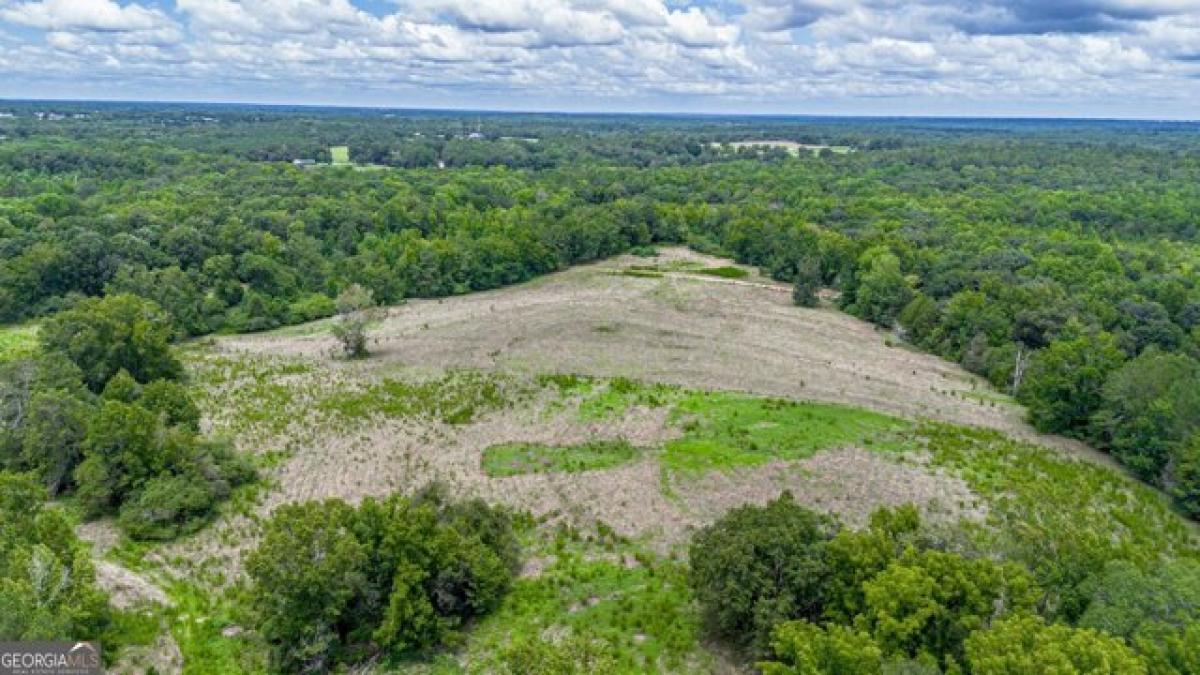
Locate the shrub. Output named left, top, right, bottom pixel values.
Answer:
left=116, top=473, right=217, bottom=540
left=39, top=293, right=181, bottom=392
left=759, top=620, right=883, bottom=675
left=248, top=487, right=518, bottom=672
left=689, top=492, right=838, bottom=650
left=965, top=614, right=1147, bottom=674
left=0, top=472, right=110, bottom=640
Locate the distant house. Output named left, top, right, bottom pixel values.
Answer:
left=466, top=132, right=484, bottom=140
left=330, top=146, right=351, bottom=165
left=293, top=159, right=316, bottom=167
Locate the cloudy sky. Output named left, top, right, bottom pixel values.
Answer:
left=1, top=0, right=1198, bottom=117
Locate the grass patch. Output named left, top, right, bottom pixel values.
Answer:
left=577, top=377, right=678, bottom=420
left=449, top=527, right=705, bottom=674
left=318, top=370, right=520, bottom=425
left=548, top=376, right=907, bottom=476
left=662, top=392, right=906, bottom=474
left=483, top=440, right=641, bottom=477
left=0, top=322, right=38, bottom=362
left=166, top=582, right=268, bottom=675
left=692, top=266, right=747, bottom=279
left=620, top=268, right=664, bottom=279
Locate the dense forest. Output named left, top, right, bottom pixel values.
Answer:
left=2, top=102, right=1200, bottom=672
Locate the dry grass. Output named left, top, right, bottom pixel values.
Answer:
left=220, top=248, right=1071, bottom=452
left=152, top=248, right=1095, bottom=584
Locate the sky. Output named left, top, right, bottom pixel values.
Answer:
left=1, top=0, right=1199, bottom=118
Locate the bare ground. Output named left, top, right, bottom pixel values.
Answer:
left=216, top=248, right=1092, bottom=457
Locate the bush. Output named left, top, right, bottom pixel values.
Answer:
left=0, top=472, right=110, bottom=640
left=689, top=492, right=838, bottom=650
left=39, top=293, right=181, bottom=392
left=116, top=473, right=217, bottom=540
left=965, top=614, right=1147, bottom=674
left=247, top=487, right=518, bottom=672
left=331, top=284, right=380, bottom=358
left=759, top=620, right=883, bottom=675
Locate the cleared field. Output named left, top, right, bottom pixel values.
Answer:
left=142, top=248, right=1112, bottom=574
left=220, top=248, right=1061, bottom=449
left=712, top=140, right=853, bottom=156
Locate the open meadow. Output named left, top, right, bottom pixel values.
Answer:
left=77, top=248, right=1194, bottom=673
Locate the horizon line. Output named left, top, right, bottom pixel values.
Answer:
left=1, top=96, right=1197, bottom=124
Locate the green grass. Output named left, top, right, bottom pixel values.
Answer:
left=662, top=392, right=906, bottom=473
left=530, top=375, right=907, bottom=476
left=441, top=527, right=706, bottom=674
left=692, top=266, right=748, bottom=279
left=317, top=371, right=521, bottom=425
left=166, top=582, right=268, bottom=675
left=483, top=440, right=642, bottom=477
left=620, top=268, right=664, bottom=279
left=0, top=322, right=38, bottom=362
left=576, top=377, right=678, bottom=420
left=912, top=422, right=1199, bottom=619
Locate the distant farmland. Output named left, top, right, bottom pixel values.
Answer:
left=712, top=140, right=854, bottom=156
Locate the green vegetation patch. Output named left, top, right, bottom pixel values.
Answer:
left=663, top=392, right=906, bottom=474
left=317, top=370, right=520, bottom=425
left=576, top=377, right=679, bottom=420
left=541, top=376, right=907, bottom=476
left=483, top=439, right=641, bottom=477
left=916, top=422, right=1200, bottom=618
left=457, top=531, right=704, bottom=674
left=0, top=322, right=38, bottom=362
left=620, top=267, right=664, bottom=279
left=692, top=265, right=748, bottom=279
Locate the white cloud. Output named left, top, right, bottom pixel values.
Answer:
left=0, top=0, right=1198, bottom=115
left=1, top=0, right=174, bottom=32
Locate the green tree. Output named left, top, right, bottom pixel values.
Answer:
left=1079, top=559, right=1200, bottom=642
left=823, top=505, right=923, bottom=624
left=248, top=489, right=517, bottom=672
left=1018, top=329, right=1124, bottom=435
left=792, top=255, right=822, bottom=308
left=852, top=247, right=913, bottom=326
left=689, top=492, right=839, bottom=650
left=75, top=400, right=162, bottom=516
left=0, top=472, right=109, bottom=640
left=39, top=293, right=181, bottom=392
left=857, top=549, right=1039, bottom=666
left=1169, top=435, right=1200, bottom=518
left=20, top=388, right=90, bottom=494
left=759, top=620, right=883, bottom=675
left=331, top=283, right=380, bottom=358
left=965, top=614, right=1147, bottom=674
left=116, top=474, right=217, bottom=541
left=247, top=500, right=368, bottom=673
left=1092, top=349, right=1200, bottom=482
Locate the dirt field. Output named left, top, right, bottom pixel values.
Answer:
left=143, top=248, right=1096, bottom=580
left=220, top=248, right=1058, bottom=446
